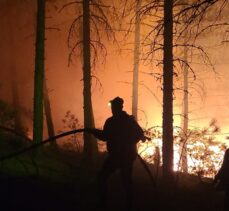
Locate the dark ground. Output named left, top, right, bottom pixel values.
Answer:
left=0, top=147, right=225, bottom=211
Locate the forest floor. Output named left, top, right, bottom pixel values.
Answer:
left=0, top=143, right=225, bottom=211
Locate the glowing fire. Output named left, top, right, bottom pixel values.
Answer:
left=137, top=138, right=226, bottom=178
left=95, top=130, right=225, bottom=178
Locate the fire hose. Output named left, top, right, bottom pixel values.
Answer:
left=0, top=127, right=156, bottom=189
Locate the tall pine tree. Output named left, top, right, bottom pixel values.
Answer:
left=33, top=0, right=45, bottom=144
left=162, top=0, right=174, bottom=182
left=82, top=0, right=98, bottom=162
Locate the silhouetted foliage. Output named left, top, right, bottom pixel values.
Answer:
left=0, top=100, right=16, bottom=128
left=139, top=120, right=227, bottom=178
left=58, top=110, right=83, bottom=152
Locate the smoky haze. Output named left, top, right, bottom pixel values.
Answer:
left=1, top=0, right=229, bottom=144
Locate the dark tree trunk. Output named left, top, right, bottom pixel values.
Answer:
left=179, top=1, right=189, bottom=173
left=33, top=0, right=45, bottom=143
left=44, top=78, right=56, bottom=146
left=82, top=0, right=98, bottom=162
left=132, top=0, right=141, bottom=120
left=180, top=46, right=188, bottom=173
left=162, top=0, right=174, bottom=182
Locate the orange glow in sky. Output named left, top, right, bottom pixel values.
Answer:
left=0, top=1, right=229, bottom=148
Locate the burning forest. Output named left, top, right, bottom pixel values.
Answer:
left=1, top=0, right=229, bottom=210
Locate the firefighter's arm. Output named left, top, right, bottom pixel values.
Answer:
left=84, top=128, right=107, bottom=141
left=130, top=116, right=150, bottom=142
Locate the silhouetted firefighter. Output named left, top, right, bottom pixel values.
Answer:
left=214, top=148, right=229, bottom=211
left=87, top=96, right=146, bottom=210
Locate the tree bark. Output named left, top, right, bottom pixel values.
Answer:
left=162, top=0, right=174, bottom=182
left=33, top=0, right=45, bottom=144
left=82, top=0, right=98, bottom=162
left=180, top=46, right=188, bottom=173
left=44, top=77, right=56, bottom=146
left=132, top=0, right=141, bottom=120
